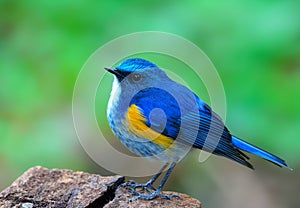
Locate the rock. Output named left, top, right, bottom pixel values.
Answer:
left=0, top=166, right=201, bottom=208
left=0, top=166, right=124, bottom=208
left=104, top=187, right=201, bottom=208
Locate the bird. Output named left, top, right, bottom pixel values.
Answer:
left=105, top=58, right=291, bottom=200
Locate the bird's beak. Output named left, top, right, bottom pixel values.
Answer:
left=104, top=67, right=119, bottom=76
left=104, top=67, right=115, bottom=74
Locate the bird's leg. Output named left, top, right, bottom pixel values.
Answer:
left=144, top=163, right=169, bottom=188
left=133, top=162, right=181, bottom=200
left=121, top=163, right=169, bottom=193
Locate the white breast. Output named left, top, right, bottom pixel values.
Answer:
left=107, top=78, right=121, bottom=116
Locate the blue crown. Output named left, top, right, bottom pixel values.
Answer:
left=116, top=58, right=157, bottom=72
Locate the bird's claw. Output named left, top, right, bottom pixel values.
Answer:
left=121, top=180, right=156, bottom=193
left=157, top=193, right=181, bottom=200
left=119, top=181, right=182, bottom=200
left=132, top=191, right=182, bottom=200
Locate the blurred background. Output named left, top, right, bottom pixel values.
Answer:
left=1, top=0, right=300, bottom=207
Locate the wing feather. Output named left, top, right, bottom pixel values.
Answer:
left=129, top=86, right=252, bottom=168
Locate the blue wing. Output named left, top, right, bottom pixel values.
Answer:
left=130, top=87, right=181, bottom=138
left=130, top=86, right=253, bottom=168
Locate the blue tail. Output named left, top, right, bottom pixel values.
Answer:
left=232, top=136, right=291, bottom=169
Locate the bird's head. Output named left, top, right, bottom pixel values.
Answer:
left=105, top=58, right=169, bottom=87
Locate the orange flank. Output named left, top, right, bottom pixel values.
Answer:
left=125, top=104, right=174, bottom=148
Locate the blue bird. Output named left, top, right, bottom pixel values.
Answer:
left=105, top=58, right=291, bottom=200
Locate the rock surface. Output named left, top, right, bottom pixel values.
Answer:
left=0, top=166, right=201, bottom=208
left=105, top=187, right=201, bottom=208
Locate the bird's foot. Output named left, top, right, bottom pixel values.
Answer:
left=132, top=189, right=182, bottom=200
left=119, top=180, right=181, bottom=200
left=120, top=180, right=156, bottom=194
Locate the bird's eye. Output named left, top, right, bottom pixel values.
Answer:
left=131, top=73, right=142, bottom=83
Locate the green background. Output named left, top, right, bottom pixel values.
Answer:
left=1, top=0, right=300, bottom=207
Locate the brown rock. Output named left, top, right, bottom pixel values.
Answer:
left=104, top=187, right=201, bottom=208
left=0, top=166, right=201, bottom=208
left=0, top=166, right=124, bottom=208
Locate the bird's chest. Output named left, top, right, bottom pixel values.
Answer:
left=106, top=81, right=167, bottom=158
left=107, top=84, right=125, bottom=133
left=107, top=79, right=137, bottom=141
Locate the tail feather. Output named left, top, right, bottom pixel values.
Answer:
left=232, top=136, right=291, bottom=170
left=217, top=151, right=254, bottom=169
